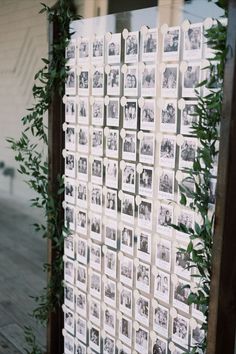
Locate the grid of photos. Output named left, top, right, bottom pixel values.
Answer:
left=63, top=20, right=216, bottom=354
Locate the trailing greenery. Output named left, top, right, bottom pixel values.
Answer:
left=7, top=1, right=78, bottom=353
left=173, top=9, right=228, bottom=354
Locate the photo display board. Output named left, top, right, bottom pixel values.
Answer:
left=62, top=9, right=218, bottom=354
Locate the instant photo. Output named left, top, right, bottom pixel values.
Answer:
left=135, top=326, right=149, bottom=354
left=65, top=152, right=76, bottom=178
left=158, top=169, right=175, bottom=200
left=139, top=166, right=153, bottom=197
left=161, top=64, right=179, bottom=98
left=64, top=330, right=74, bottom=354
left=77, top=155, right=88, bottom=181
left=156, top=238, right=171, bottom=272
left=142, top=28, right=157, bottom=62
left=76, top=237, right=88, bottom=265
left=78, top=97, right=89, bottom=125
left=172, top=314, right=189, bottom=348
left=173, top=278, right=191, bottom=313
left=65, top=98, right=76, bottom=123
left=107, top=33, right=121, bottom=64
left=75, top=315, right=87, bottom=343
left=90, top=213, right=102, bottom=242
left=92, top=98, right=104, bottom=126
left=105, top=220, right=118, bottom=249
left=91, top=127, right=103, bottom=156
left=104, top=334, right=115, bottom=354
left=125, top=31, right=139, bottom=63
left=78, top=37, right=90, bottom=63
left=76, top=263, right=87, bottom=292
left=119, top=286, right=132, bottom=317
left=89, top=326, right=100, bottom=352
left=136, top=261, right=151, bottom=293
left=160, top=99, right=177, bottom=133
left=124, top=65, right=138, bottom=96
left=90, top=184, right=102, bottom=212
left=138, top=199, right=153, bottom=230
left=121, top=225, right=134, bottom=256
left=107, top=66, right=120, bottom=96
left=64, top=235, right=75, bottom=259
left=154, top=269, right=170, bottom=303
left=91, top=157, right=103, bottom=185
left=78, top=126, right=89, bottom=153
left=104, top=278, right=117, bottom=308
left=176, top=208, right=194, bottom=242
left=183, top=23, right=203, bottom=60
left=153, top=305, right=169, bottom=338
left=76, top=209, right=87, bottom=235
left=122, top=162, right=136, bottom=194
left=104, top=306, right=116, bottom=336
left=141, top=98, right=156, bottom=131
left=180, top=100, right=198, bottom=134
left=137, top=231, right=151, bottom=263
left=121, top=193, right=135, bottom=224
left=106, top=159, right=118, bottom=189
left=179, top=137, right=197, bottom=169
left=64, top=283, right=75, bottom=310
left=119, top=316, right=132, bottom=346
left=122, top=131, right=136, bottom=161
left=139, top=133, right=155, bottom=164
left=65, top=68, right=76, bottom=95
left=135, top=295, right=150, bottom=327
left=92, top=66, right=104, bottom=96
left=159, top=135, right=176, bottom=168
left=66, top=39, right=76, bottom=65
left=175, top=246, right=191, bottom=280
left=90, top=271, right=101, bottom=299
left=163, top=26, right=180, bottom=61
left=65, top=178, right=76, bottom=205
left=65, top=204, right=75, bottom=231
left=64, top=258, right=75, bottom=285
left=152, top=336, right=168, bottom=354
left=76, top=290, right=87, bottom=318
left=141, top=64, right=156, bottom=97
left=106, top=129, right=119, bottom=158
left=92, top=35, right=104, bottom=63
left=182, top=62, right=201, bottom=97
left=90, top=297, right=101, bottom=326
left=105, top=188, right=117, bottom=217
left=156, top=203, right=173, bottom=237
left=120, top=256, right=133, bottom=287
left=123, top=99, right=138, bottom=130
left=78, top=67, right=89, bottom=96
left=104, top=249, right=117, bottom=278
left=90, top=243, right=102, bottom=271
left=107, top=98, right=120, bottom=127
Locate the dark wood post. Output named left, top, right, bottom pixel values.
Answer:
left=207, top=1, right=236, bottom=353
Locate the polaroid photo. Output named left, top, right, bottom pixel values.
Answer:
left=142, top=28, right=157, bottom=62
left=122, top=162, right=136, bottom=194
left=125, top=31, right=139, bottom=63
left=120, top=256, right=133, bottom=288
left=141, top=64, right=156, bottom=97
left=178, top=173, right=195, bottom=205
left=64, top=235, right=75, bottom=259
left=90, top=213, right=102, bottom=242
left=104, top=334, right=115, bottom=354
left=118, top=344, right=132, bottom=354
left=121, top=225, right=134, bottom=256
left=65, top=98, right=76, bottom=124
left=64, top=283, right=74, bottom=311
left=91, top=35, right=104, bottom=63
left=78, top=126, right=89, bottom=153
left=158, top=169, right=175, bottom=200
left=172, top=314, right=189, bottom=348
left=78, top=67, right=89, bottom=96
left=92, top=98, right=104, bottom=126
left=65, top=204, right=75, bottom=231
left=91, top=157, right=103, bottom=185
left=152, top=336, right=168, bottom=354
left=119, top=316, right=132, bottom=346
left=75, top=290, right=87, bottom=318
left=180, top=100, right=198, bottom=135
left=209, top=178, right=217, bottom=207
left=182, top=62, right=201, bottom=98
left=75, top=339, right=86, bottom=354
left=104, top=278, right=117, bottom=308
left=137, top=231, right=151, bottom=263
left=179, top=137, right=197, bottom=169
left=105, top=220, right=118, bottom=249
left=107, top=33, right=121, bottom=64
left=124, top=65, right=138, bottom=96
left=192, top=303, right=206, bottom=323
left=90, top=243, right=102, bottom=271
left=106, top=129, right=119, bottom=158
left=106, top=159, right=118, bottom=189
left=162, top=26, right=180, bottom=61
left=138, top=199, right=153, bottom=230
left=91, top=127, right=103, bottom=156
left=107, top=65, right=120, bottom=96
left=175, top=246, right=191, bottom=280
left=64, top=330, right=74, bottom=354
left=173, top=278, right=191, bottom=314
left=153, top=304, right=169, bottom=338
left=64, top=306, right=75, bottom=335
left=78, top=97, right=89, bottom=125
left=135, top=295, right=150, bottom=327
left=76, top=263, right=87, bottom=292
left=90, top=184, right=102, bottom=212
left=139, top=166, right=153, bottom=197
left=65, top=152, right=76, bottom=178
left=135, top=326, right=149, bottom=354
left=156, top=238, right=171, bottom=272
left=183, top=23, right=203, bottom=60
left=122, top=131, right=136, bottom=161
left=104, top=248, right=117, bottom=279
left=92, top=66, right=104, bottom=96
left=89, top=326, right=100, bottom=352
left=156, top=203, right=173, bottom=237
left=66, top=39, right=76, bottom=65
left=136, top=261, right=151, bottom=293
left=159, top=135, right=176, bottom=168
left=176, top=208, right=194, bottom=242
left=160, top=99, right=177, bottom=133
left=78, top=37, right=90, bottom=63
left=119, top=286, right=132, bottom=318
left=154, top=269, right=170, bottom=303
left=64, top=257, right=75, bottom=285
left=123, top=99, right=138, bottom=130
left=90, top=297, right=101, bottom=326
left=107, top=98, right=120, bottom=127
left=76, top=208, right=87, bottom=236
left=90, top=271, right=101, bottom=300
left=139, top=132, right=155, bottom=164
left=140, top=98, right=156, bottom=131
left=121, top=193, right=135, bottom=224
left=104, top=306, right=116, bottom=336
left=65, top=68, right=76, bottom=95
left=105, top=188, right=117, bottom=217
left=191, top=325, right=205, bottom=348
left=65, top=178, right=76, bottom=205
left=76, top=236, right=88, bottom=265
left=161, top=64, right=179, bottom=98
left=77, top=155, right=88, bottom=181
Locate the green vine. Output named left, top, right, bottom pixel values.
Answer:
left=7, top=1, right=78, bottom=353
left=173, top=6, right=228, bottom=354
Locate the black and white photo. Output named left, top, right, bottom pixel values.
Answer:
left=65, top=152, right=76, bottom=178
left=92, top=35, right=104, bottom=63
left=139, top=133, right=155, bottom=164
left=120, top=287, right=132, bottom=317
left=90, top=271, right=101, bottom=299
left=141, top=64, right=156, bottom=97
left=178, top=173, right=195, bottom=205
left=158, top=169, right=175, bottom=200
left=75, top=339, right=86, bottom=354
left=107, top=98, right=120, bottom=127
left=65, top=178, right=76, bottom=204
left=156, top=203, right=173, bottom=237
left=135, top=295, right=149, bottom=326
left=107, top=33, right=121, bottom=64
left=141, top=99, right=155, bottom=131
left=107, top=66, right=120, bottom=96
left=76, top=209, right=87, bottom=235
left=64, top=307, right=75, bottom=335
left=138, top=199, right=152, bottom=230
left=90, top=243, right=102, bottom=271
left=139, top=166, right=153, bottom=197
left=153, top=336, right=167, bottom=354
left=64, top=331, right=74, bottom=354
left=78, top=68, right=89, bottom=96
left=90, top=184, right=102, bottom=212
left=163, top=26, right=180, bottom=61
left=161, top=64, right=179, bottom=98
left=120, top=256, right=133, bottom=287
left=172, top=314, right=189, bottom=348
left=122, top=162, right=135, bottom=193
left=90, top=213, right=102, bottom=242
left=106, top=159, right=118, bottom=189
left=90, top=297, right=101, bottom=325
left=176, top=208, right=194, bottom=242
left=64, top=235, right=75, bottom=259
left=64, top=283, right=74, bottom=310
left=64, top=258, right=75, bottom=285
left=121, top=193, right=135, bottom=224
left=76, top=290, right=87, bottom=318
left=78, top=97, right=89, bottom=125
left=76, top=263, right=87, bottom=292
left=137, top=231, right=151, bottom=263
left=64, top=204, right=75, bottom=231
left=191, top=325, right=205, bottom=347
left=104, top=249, right=117, bottom=278
left=91, top=128, right=103, bottom=156
left=123, top=99, right=138, bottom=130
left=104, top=306, right=116, bottom=336
left=121, top=225, right=134, bottom=256
left=182, top=63, right=201, bottom=97
left=105, top=188, right=117, bottom=217
left=65, top=98, right=76, bottom=123
left=136, top=261, right=150, bottom=293
left=183, top=23, right=203, bottom=60
left=135, top=326, right=149, bottom=354
left=179, top=137, right=197, bottom=168
left=77, top=155, right=88, bottom=181
left=89, top=326, right=100, bottom=352
left=124, top=65, right=138, bottom=96
left=119, top=316, right=132, bottom=346
left=65, top=68, right=76, bottom=95
left=92, top=66, right=104, bottom=96
left=173, top=279, right=191, bottom=313
left=105, top=221, right=117, bottom=249
left=142, top=28, right=157, bottom=62
left=159, top=135, right=176, bottom=168
left=122, top=131, right=136, bottom=161
left=78, top=37, right=90, bottom=62
left=104, top=335, right=115, bottom=354
left=76, top=237, right=87, bottom=265
left=92, top=98, right=104, bottom=126
left=78, top=126, right=89, bottom=153
left=104, top=278, right=116, bottom=307
left=106, top=129, right=119, bottom=158
left=125, top=31, right=139, bottom=63
left=156, top=238, right=171, bottom=271
left=91, top=157, right=103, bottom=185
left=160, top=99, right=177, bottom=133
left=153, top=305, right=169, bottom=338
left=181, top=101, right=198, bottom=134
left=154, top=269, right=170, bottom=303
left=175, top=247, right=191, bottom=280
left=66, top=39, right=76, bottom=65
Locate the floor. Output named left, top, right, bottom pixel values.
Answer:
left=0, top=191, right=47, bottom=353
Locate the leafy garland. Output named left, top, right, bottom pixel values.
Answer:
left=173, top=5, right=228, bottom=354
left=7, top=1, right=78, bottom=353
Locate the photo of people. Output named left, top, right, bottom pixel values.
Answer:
left=65, top=178, right=75, bottom=204
left=125, top=31, right=139, bottom=63
left=120, top=317, right=132, bottom=346
left=90, top=243, right=101, bottom=270
left=135, top=327, right=149, bottom=353
left=137, top=231, right=151, bottom=263
left=65, top=39, right=76, bottom=63
left=65, top=205, right=75, bottom=230
left=105, top=189, right=117, bottom=216
left=104, top=279, right=116, bottom=307
left=78, top=69, right=89, bottom=95
left=140, top=133, right=155, bottom=164
left=107, top=98, right=120, bottom=127
left=65, top=98, right=76, bottom=123
left=78, top=37, right=89, bottom=61
left=104, top=306, right=116, bottom=335
left=107, top=33, right=121, bottom=64
left=105, top=249, right=117, bottom=278
left=121, top=226, right=134, bottom=255
left=175, top=248, right=191, bottom=280
left=157, top=204, right=173, bottom=236
left=122, top=163, right=135, bottom=193
left=77, top=156, right=88, bottom=181
left=158, top=170, right=174, bottom=200
left=76, top=209, right=87, bottom=235
left=92, top=98, right=104, bottom=126
left=76, top=316, right=87, bottom=342
left=121, top=193, right=134, bottom=223
left=107, top=66, right=120, bottom=95
left=65, top=153, right=75, bottom=178
left=184, top=23, right=202, bottom=60
left=141, top=99, right=155, bottom=131
left=76, top=290, right=87, bottom=317
left=142, top=65, right=156, bottom=96
left=92, top=67, right=104, bottom=96
left=124, top=66, right=138, bottom=96
left=153, top=337, right=167, bottom=354
left=77, top=237, right=87, bottom=264
left=90, top=326, right=100, bottom=351
left=91, top=158, right=103, bottom=185
left=91, top=128, right=103, bottom=155
left=159, top=135, right=176, bottom=168
left=181, top=101, right=198, bottom=134
left=163, top=26, right=180, bottom=61
left=153, top=305, right=169, bottom=338
left=78, top=97, right=89, bottom=124
left=90, top=272, right=101, bottom=299
left=176, top=209, right=194, bottom=241
left=105, top=223, right=117, bottom=249
left=78, top=127, right=88, bottom=153
left=142, top=28, right=157, bottom=61
left=123, top=99, right=137, bottom=129
left=120, top=287, right=132, bottom=316
left=65, top=69, right=76, bottom=95
left=136, top=296, right=149, bottom=326
left=90, top=214, right=102, bottom=241
left=173, top=279, right=191, bottom=313
left=161, top=64, right=178, bottom=98
left=120, top=256, right=133, bottom=287
left=64, top=284, right=74, bottom=309
left=138, top=199, right=152, bottom=229
left=182, top=64, right=201, bottom=97
left=172, top=315, right=189, bottom=347
left=179, top=138, right=197, bottom=168
left=104, top=336, right=115, bottom=354
left=64, top=308, right=74, bottom=334
left=139, top=167, right=153, bottom=197
left=136, top=262, right=150, bottom=293
left=92, top=35, right=104, bottom=62
left=90, top=185, right=102, bottom=211
left=76, top=264, right=87, bottom=291
left=90, top=298, right=100, bottom=325
left=154, top=270, right=170, bottom=303
left=192, top=325, right=205, bottom=346
left=160, top=100, right=177, bottom=132
left=106, top=130, right=119, bottom=158
left=123, top=132, right=136, bottom=161
left=156, top=239, right=171, bottom=271
left=106, top=159, right=118, bottom=189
